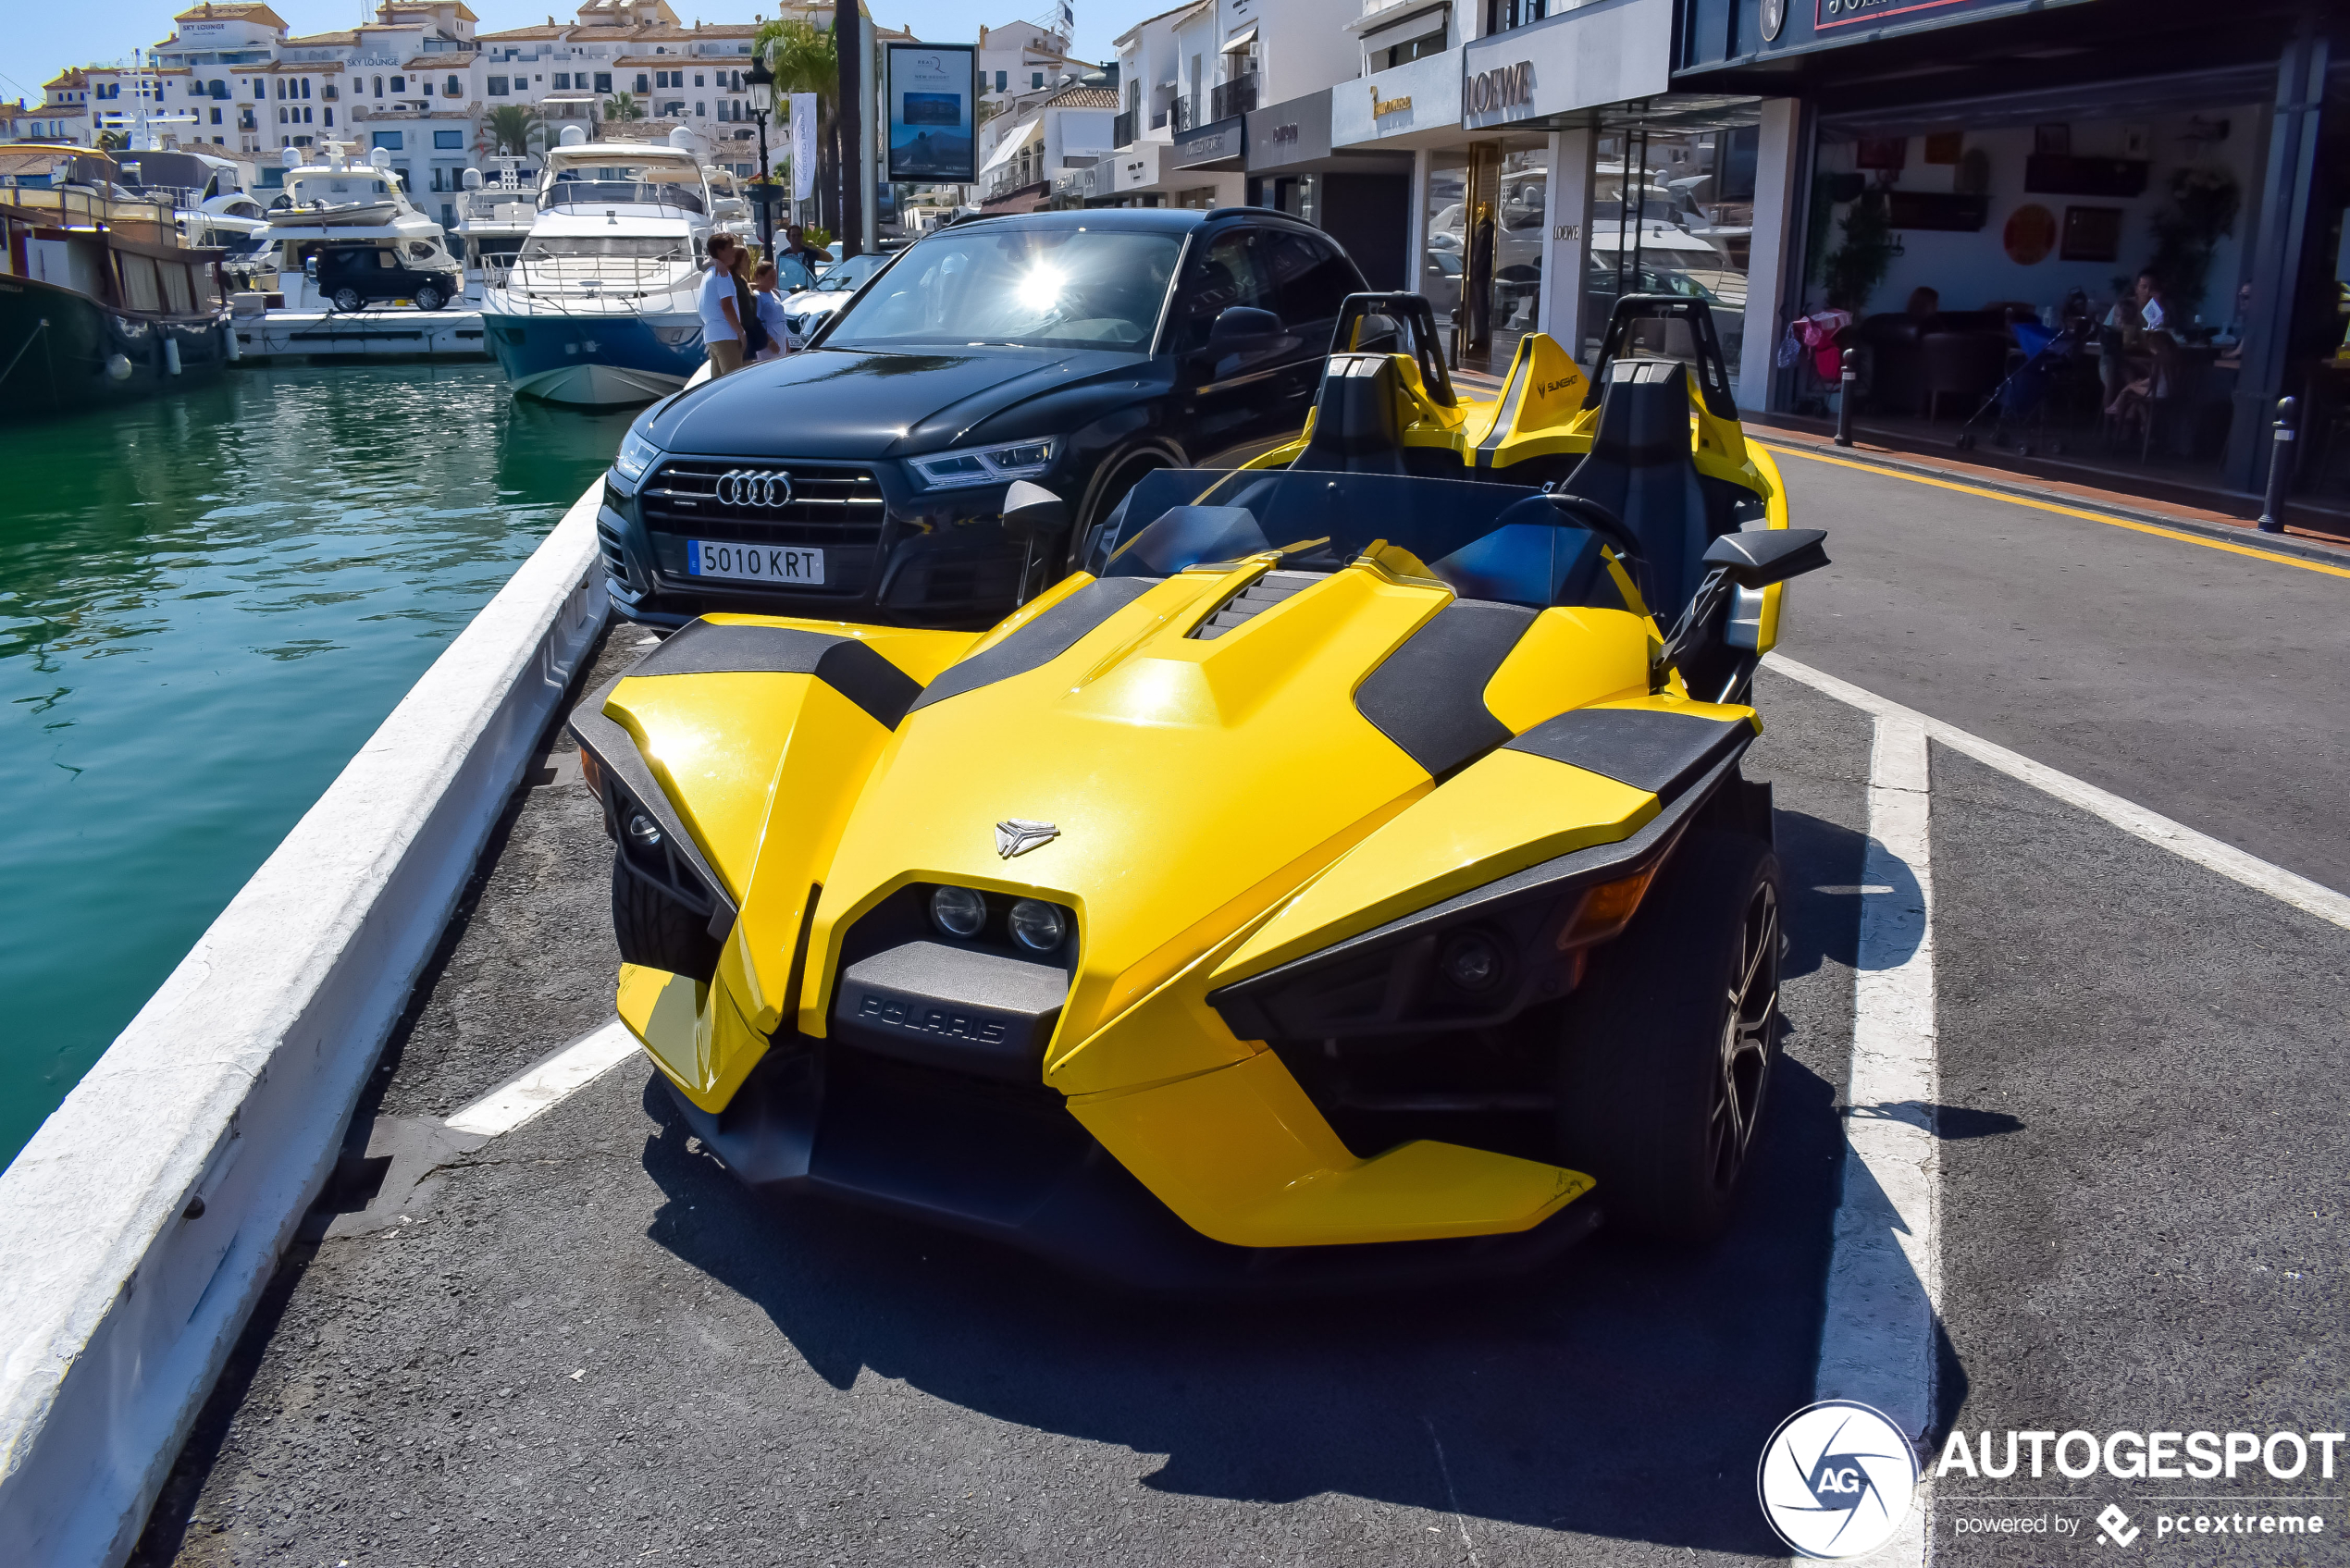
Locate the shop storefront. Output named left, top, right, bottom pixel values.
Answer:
left=1167, top=117, right=1247, bottom=211
left=1243, top=87, right=1412, bottom=290
left=1330, top=40, right=1477, bottom=356
left=1676, top=0, right=2348, bottom=511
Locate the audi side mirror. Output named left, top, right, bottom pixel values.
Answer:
left=1206, top=305, right=1284, bottom=355
left=1001, top=479, right=1069, bottom=543
left=1701, top=527, right=1830, bottom=588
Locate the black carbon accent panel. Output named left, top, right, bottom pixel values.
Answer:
left=1353, top=599, right=1538, bottom=779
left=1505, top=707, right=1750, bottom=803
left=628, top=619, right=921, bottom=730
left=909, top=576, right=1161, bottom=713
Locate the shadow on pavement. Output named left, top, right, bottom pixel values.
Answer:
left=631, top=1055, right=1846, bottom=1555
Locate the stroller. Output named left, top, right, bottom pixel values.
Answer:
left=1954, top=313, right=2093, bottom=455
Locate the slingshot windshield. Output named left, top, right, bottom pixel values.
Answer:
left=1092, top=470, right=1632, bottom=613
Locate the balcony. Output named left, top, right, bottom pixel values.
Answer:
left=1210, top=74, right=1257, bottom=121
left=1113, top=109, right=1133, bottom=147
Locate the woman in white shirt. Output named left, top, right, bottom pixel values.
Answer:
left=699, top=232, right=745, bottom=378
left=751, top=261, right=799, bottom=361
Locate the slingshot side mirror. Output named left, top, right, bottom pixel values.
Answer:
left=1001, top=479, right=1070, bottom=543
left=1700, top=527, right=1830, bottom=588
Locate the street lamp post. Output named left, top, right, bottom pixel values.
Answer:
left=744, top=55, right=777, bottom=257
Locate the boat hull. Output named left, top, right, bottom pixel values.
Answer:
left=0, top=277, right=229, bottom=416
left=481, top=308, right=704, bottom=407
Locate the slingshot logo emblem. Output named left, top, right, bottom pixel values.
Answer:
left=715, top=468, right=792, bottom=508
left=1757, top=1401, right=1918, bottom=1559
left=995, top=819, right=1058, bottom=858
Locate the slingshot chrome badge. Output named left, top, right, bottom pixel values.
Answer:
left=715, top=468, right=793, bottom=508
left=995, top=820, right=1058, bottom=858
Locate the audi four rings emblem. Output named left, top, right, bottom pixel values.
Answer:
left=715, top=468, right=793, bottom=507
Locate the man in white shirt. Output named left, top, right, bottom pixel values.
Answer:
left=2133, top=270, right=2168, bottom=331
left=699, top=232, right=745, bottom=377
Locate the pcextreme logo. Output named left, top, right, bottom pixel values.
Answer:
left=1758, top=1401, right=1920, bottom=1559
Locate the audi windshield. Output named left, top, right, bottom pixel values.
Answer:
left=819, top=226, right=1183, bottom=354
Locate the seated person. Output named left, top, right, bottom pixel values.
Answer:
left=1905, top=286, right=1941, bottom=327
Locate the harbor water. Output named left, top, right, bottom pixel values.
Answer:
left=0, top=364, right=633, bottom=1163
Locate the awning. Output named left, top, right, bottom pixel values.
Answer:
left=1360, top=5, right=1447, bottom=49
left=1221, top=24, right=1258, bottom=52
left=979, top=117, right=1042, bottom=176
left=0, top=146, right=104, bottom=180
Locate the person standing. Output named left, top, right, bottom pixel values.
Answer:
left=699, top=232, right=745, bottom=378
left=751, top=261, right=799, bottom=361
left=780, top=223, right=828, bottom=272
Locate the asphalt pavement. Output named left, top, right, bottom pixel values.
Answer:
left=130, top=459, right=2348, bottom=1566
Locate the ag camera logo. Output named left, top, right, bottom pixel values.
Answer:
left=1758, top=1401, right=1919, bottom=1559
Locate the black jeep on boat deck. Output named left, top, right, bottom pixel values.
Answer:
left=595, top=207, right=1368, bottom=627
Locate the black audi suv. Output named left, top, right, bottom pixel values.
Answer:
left=596, top=207, right=1368, bottom=626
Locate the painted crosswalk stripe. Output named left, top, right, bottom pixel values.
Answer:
left=444, top=1019, right=641, bottom=1138
left=1814, top=714, right=1939, bottom=1568
left=1764, top=653, right=2350, bottom=932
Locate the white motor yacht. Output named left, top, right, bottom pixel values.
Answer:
left=479, top=127, right=716, bottom=406
left=453, top=155, right=538, bottom=300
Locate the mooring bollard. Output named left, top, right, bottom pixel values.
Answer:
left=2256, top=396, right=2296, bottom=533
left=1836, top=349, right=1857, bottom=448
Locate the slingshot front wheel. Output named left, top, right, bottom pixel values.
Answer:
left=1552, top=830, right=1783, bottom=1241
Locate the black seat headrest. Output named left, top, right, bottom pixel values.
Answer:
left=1589, top=358, right=1697, bottom=468
left=1292, top=353, right=1405, bottom=474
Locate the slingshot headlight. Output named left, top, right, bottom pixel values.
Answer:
left=1008, top=898, right=1067, bottom=953
left=930, top=885, right=987, bottom=939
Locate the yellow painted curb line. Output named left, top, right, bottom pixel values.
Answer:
left=1755, top=439, right=2350, bottom=582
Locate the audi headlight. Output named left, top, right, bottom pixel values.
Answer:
left=612, top=426, right=662, bottom=484
left=909, top=438, right=1057, bottom=491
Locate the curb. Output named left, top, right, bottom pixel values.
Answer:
left=1751, top=437, right=2350, bottom=570
left=0, top=485, right=610, bottom=1568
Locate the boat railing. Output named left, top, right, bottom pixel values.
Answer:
left=6, top=184, right=179, bottom=239
left=482, top=253, right=701, bottom=305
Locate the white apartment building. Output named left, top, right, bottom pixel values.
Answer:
left=17, top=1, right=883, bottom=228
left=975, top=82, right=1117, bottom=214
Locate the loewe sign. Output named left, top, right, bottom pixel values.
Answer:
left=1466, top=61, right=1532, bottom=115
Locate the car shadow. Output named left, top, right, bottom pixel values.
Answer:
left=632, top=1031, right=1847, bottom=1556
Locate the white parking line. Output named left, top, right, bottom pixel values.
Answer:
left=1813, top=715, right=1940, bottom=1568
left=444, top=1019, right=641, bottom=1138
left=1765, top=654, right=2350, bottom=932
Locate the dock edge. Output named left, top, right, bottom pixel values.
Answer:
left=0, top=481, right=612, bottom=1567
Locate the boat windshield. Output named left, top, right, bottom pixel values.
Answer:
left=821, top=226, right=1181, bottom=353
left=541, top=165, right=705, bottom=215
left=519, top=235, right=690, bottom=261
left=1089, top=469, right=1629, bottom=613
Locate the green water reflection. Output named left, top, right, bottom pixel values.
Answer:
left=0, top=364, right=634, bottom=1163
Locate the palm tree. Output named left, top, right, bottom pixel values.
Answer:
left=95, top=128, right=129, bottom=152
left=754, top=17, right=836, bottom=229
left=602, top=91, right=642, bottom=123
left=483, top=103, right=543, bottom=157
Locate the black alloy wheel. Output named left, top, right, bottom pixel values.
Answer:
left=1550, top=828, right=1784, bottom=1241
left=1706, top=872, right=1781, bottom=1197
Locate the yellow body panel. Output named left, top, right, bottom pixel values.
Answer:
left=797, top=562, right=1453, bottom=1055
left=1067, top=1050, right=1592, bottom=1247
left=1478, top=605, right=1653, bottom=733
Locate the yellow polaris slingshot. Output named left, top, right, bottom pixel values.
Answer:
left=572, top=295, right=1828, bottom=1288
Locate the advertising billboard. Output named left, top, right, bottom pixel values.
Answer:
left=885, top=43, right=976, bottom=184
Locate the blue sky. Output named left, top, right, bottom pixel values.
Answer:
left=4, top=1, right=1150, bottom=110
